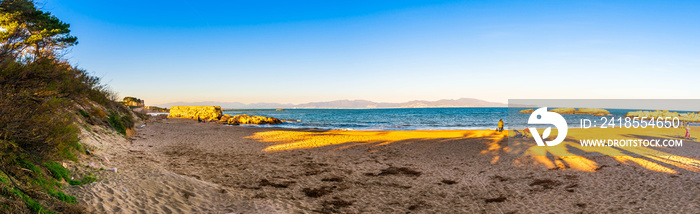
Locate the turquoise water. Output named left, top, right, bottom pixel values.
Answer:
left=224, top=108, right=506, bottom=130
left=222, top=108, right=698, bottom=131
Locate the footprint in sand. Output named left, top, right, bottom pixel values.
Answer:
left=160, top=205, right=173, bottom=214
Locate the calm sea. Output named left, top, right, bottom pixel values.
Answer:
left=221, top=108, right=694, bottom=131
left=224, top=108, right=505, bottom=130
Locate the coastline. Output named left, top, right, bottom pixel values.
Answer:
left=67, top=118, right=700, bottom=213
left=221, top=106, right=511, bottom=110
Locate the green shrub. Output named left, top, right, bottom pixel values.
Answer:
left=43, top=162, right=69, bottom=181
left=0, top=1, right=123, bottom=212
left=80, top=175, right=97, bottom=184
left=107, top=112, right=126, bottom=135
left=68, top=175, right=96, bottom=186
left=59, top=149, right=78, bottom=162
left=78, top=110, right=89, bottom=118
left=107, top=111, right=135, bottom=135
left=48, top=190, right=76, bottom=204
left=9, top=185, right=50, bottom=213
left=68, top=180, right=81, bottom=186
left=58, top=141, right=83, bottom=162
left=90, top=108, right=106, bottom=118
left=121, top=115, right=134, bottom=129
left=25, top=197, right=43, bottom=212
left=18, top=159, right=41, bottom=175
left=134, top=111, right=149, bottom=121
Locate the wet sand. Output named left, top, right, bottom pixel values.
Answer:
left=69, top=118, right=700, bottom=213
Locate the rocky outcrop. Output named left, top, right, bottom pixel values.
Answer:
left=575, top=108, right=610, bottom=116
left=548, top=108, right=576, bottom=114
left=626, top=110, right=700, bottom=122
left=626, top=110, right=678, bottom=118
left=220, top=114, right=283, bottom=125
left=519, top=109, right=534, bottom=114
left=168, top=106, right=222, bottom=121
left=166, top=106, right=282, bottom=125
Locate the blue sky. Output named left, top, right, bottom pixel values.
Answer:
left=43, top=0, right=700, bottom=105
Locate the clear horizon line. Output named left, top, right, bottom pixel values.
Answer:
left=149, top=97, right=505, bottom=106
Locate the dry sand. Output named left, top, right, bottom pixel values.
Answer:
left=68, top=118, right=700, bottom=213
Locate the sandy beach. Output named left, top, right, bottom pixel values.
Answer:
left=67, top=118, right=700, bottom=213
left=4, top=1, right=699, bottom=213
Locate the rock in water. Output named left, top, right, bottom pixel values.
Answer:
left=168, top=106, right=222, bottom=121
left=219, top=114, right=233, bottom=123
left=549, top=108, right=576, bottom=114
left=519, top=109, right=534, bottom=114
left=224, top=114, right=282, bottom=125
left=575, top=108, right=610, bottom=116
left=626, top=110, right=700, bottom=122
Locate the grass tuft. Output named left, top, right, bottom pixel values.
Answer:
left=78, top=110, right=89, bottom=118
left=43, top=162, right=69, bottom=181
left=48, top=189, right=77, bottom=204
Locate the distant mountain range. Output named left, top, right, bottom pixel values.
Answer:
left=156, top=98, right=507, bottom=109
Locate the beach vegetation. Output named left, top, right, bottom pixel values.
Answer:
left=78, top=110, right=89, bottom=118
left=90, top=107, right=106, bottom=118
left=78, top=175, right=96, bottom=184
left=67, top=174, right=96, bottom=186
left=134, top=111, right=149, bottom=121
left=107, top=111, right=134, bottom=135
left=0, top=0, right=134, bottom=212
left=43, top=161, right=69, bottom=181
left=80, top=124, right=90, bottom=132
left=47, top=189, right=76, bottom=204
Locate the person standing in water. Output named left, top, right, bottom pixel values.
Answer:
left=497, top=119, right=504, bottom=132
